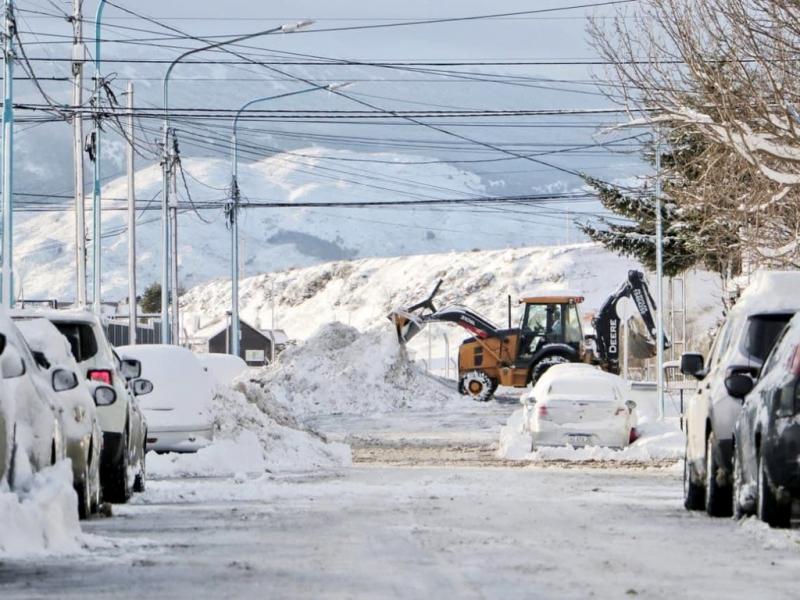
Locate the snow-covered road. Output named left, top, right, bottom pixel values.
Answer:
left=2, top=464, right=799, bottom=599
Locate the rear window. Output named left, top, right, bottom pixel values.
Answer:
left=52, top=322, right=99, bottom=362
left=744, top=314, right=794, bottom=363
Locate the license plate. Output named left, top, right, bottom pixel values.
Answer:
left=567, top=434, right=592, bottom=446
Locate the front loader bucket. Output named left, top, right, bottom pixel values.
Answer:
left=388, top=309, right=427, bottom=344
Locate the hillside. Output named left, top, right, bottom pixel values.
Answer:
left=180, top=242, right=724, bottom=367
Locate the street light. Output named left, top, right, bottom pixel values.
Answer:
left=228, top=82, right=350, bottom=357
left=161, top=19, right=314, bottom=345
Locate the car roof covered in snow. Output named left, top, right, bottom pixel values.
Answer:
left=11, top=307, right=101, bottom=325
left=14, top=317, right=76, bottom=367
left=196, top=352, right=249, bottom=385
left=528, top=363, right=627, bottom=403
left=729, top=271, right=800, bottom=317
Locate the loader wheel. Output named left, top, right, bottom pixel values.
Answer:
left=460, top=371, right=496, bottom=402
left=530, top=355, right=570, bottom=385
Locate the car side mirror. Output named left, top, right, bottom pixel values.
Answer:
left=32, top=350, right=51, bottom=370
left=521, top=394, right=536, bottom=406
left=120, top=358, right=142, bottom=380
left=52, top=368, right=79, bottom=392
left=131, top=378, right=153, bottom=396
left=1, top=346, right=25, bottom=379
left=0, top=332, right=6, bottom=355
left=724, top=373, right=754, bottom=399
left=93, top=384, right=117, bottom=406
left=625, top=400, right=637, bottom=411
left=680, top=352, right=705, bottom=379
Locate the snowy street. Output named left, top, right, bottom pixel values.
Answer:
left=3, top=461, right=799, bottom=599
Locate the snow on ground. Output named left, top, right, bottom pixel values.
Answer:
left=0, top=461, right=83, bottom=558
left=237, top=322, right=460, bottom=421
left=498, top=408, right=684, bottom=463
left=181, top=243, right=724, bottom=370
left=146, top=382, right=351, bottom=479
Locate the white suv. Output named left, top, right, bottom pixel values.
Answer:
left=681, top=271, right=800, bottom=516
left=19, top=310, right=148, bottom=503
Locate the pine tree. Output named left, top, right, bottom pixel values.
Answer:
left=140, top=282, right=161, bottom=314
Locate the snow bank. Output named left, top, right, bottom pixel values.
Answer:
left=0, top=461, right=83, bottom=558
left=238, top=322, right=459, bottom=420
left=498, top=409, right=684, bottom=463
left=146, top=383, right=351, bottom=479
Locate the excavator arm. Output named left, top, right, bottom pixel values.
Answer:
left=591, top=270, right=670, bottom=373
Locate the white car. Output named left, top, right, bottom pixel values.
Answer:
left=521, top=363, right=637, bottom=449
left=14, top=317, right=106, bottom=518
left=117, top=345, right=215, bottom=453
left=0, top=312, right=68, bottom=485
left=680, top=271, right=800, bottom=517
left=15, top=309, right=148, bottom=503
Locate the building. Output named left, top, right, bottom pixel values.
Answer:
left=194, top=318, right=274, bottom=367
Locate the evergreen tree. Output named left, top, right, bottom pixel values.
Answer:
left=140, top=282, right=161, bottom=314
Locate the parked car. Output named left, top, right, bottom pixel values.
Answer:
left=680, top=271, right=800, bottom=517
left=0, top=331, right=12, bottom=486
left=730, top=312, right=800, bottom=527
left=0, top=311, right=68, bottom=484
left=521, top=363, right=637, bottom=449
left=16, top=309, right=148, bottom=503
left=117, top=345, right=214, bottom=453
left=14, top=316, right=106, bottom=518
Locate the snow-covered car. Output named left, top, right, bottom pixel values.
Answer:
left=680, top=271, right=800, bottom=517
left=13, top=317, right=105, bottom=518
left=16, top=310, right=148, bottom=503
left=521, top=363, right=637, bottom=448
left=0, top=312, right=71, bottom=485
left=730, top=312, right=800, bottom=527
left=196, top=352, right=248, bottom=386
left=117, top=345, right=214, bottom=453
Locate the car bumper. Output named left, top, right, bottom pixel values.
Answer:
left=146, top=426, right=213, bottom=454
left=764, top=420, right=800, bottom=498
left=531, top=420, right=630, bottom=449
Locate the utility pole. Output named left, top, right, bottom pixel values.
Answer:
left=160, top=125, right=170, bottom=343
left=1, top=0, right=15, bottom=308
left=655, top=129, right=665, bottom=420
left=127, top=82, right=136, bottom=345
left=91, top=0, right=107, bottom=314
left=71, top=0, right=86, bottom=307
left=229, top=131, right=240, bottom=357
left=169, top=135, right=179, bottom=345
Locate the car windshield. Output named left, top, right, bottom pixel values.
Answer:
left=52, top=322, right=99, bottom=362
left=743, top=313, right=794, bottom=363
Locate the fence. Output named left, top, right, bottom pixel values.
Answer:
left=105, top=318, right=162, bottom=346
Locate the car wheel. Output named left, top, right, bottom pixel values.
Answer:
left=705, top=432, right=732, bottom=517
left=756, top=452, right=790, bottom=528
left=133, top=440, right=146, bottom=493
left=530, top=355, right=570, bottom=385
left=683, top=434, right=704, bottom=510
left=76, top=461, right=91, bottom=520
left=104, top=431, right=131, bottom=504
left=459, top=370, right=495, bottom=402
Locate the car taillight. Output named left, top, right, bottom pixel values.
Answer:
left=88, top=369, right=112, bottom=385
left=629, top=427, right=639, bottom=444
left=789, top=344, right=800, bottom=377
left=537, top=405, right=548, bottom=418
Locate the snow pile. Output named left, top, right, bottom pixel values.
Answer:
left=146, top=383, right=351, bottom=479
left=238, top=322, right=460, bottom=420
left=737, top=517, right=800, bottom=550
left=498, top=409, right=684, bottom=463
left=0, top=461, right=83, bottom=558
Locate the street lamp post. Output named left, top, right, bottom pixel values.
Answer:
left=91, top=0, right=107, bottom=314
left=228, top=82, right=348, bottom=357
left=1, top=0, right=15, bottom=308
left=161, top=20, right=313, bottom=345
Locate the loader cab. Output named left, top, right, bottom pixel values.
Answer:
left=519, top=296, right=584, bottom=357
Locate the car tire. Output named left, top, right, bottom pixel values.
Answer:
left=705, top=432, right=733, bottom=517
left=683, top=434, right=704, bottom=511
left=105, top=431, right=132, bottom=504
left=133, top=440, right=146, bottom=493
left=77, top=461, right=91, bottom=520
left=756, top=452, right=790, bottom=528
left=459, top=370, right=495, bottom=402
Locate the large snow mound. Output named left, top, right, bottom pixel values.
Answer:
left=239, top=322, right=460, bottom=420
left=0, top=461, right=83, bottom=558
left=498, top=409, right=684, bottom=463
left=147, top=382, right=351, bottom=478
